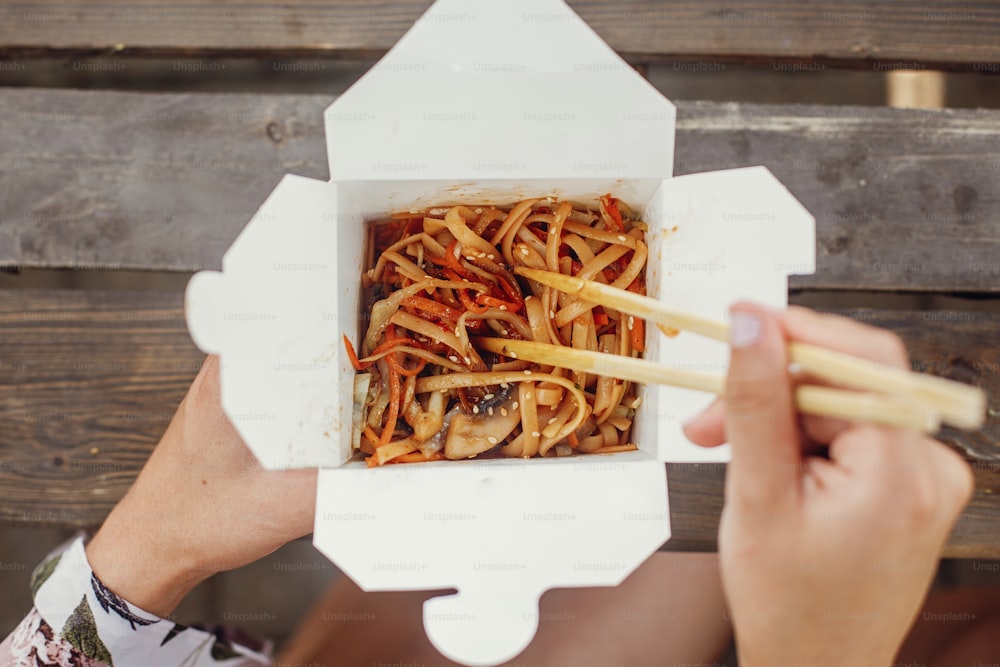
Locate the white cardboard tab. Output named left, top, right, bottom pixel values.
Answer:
left=325, top=0, right=675, bottom=182
left=184, top=0, right=817, bottom=664
left=185, top=175, right=347, bottom=469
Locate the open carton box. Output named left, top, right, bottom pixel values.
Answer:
left=185, top=0, right=815, bottom=664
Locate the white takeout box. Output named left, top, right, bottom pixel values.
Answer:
left=185, top=1, right=815, bottom=664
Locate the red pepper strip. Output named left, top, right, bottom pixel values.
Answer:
left=458, top=287, right=490, bottom=314
left=495, top=274, right=524, bottom=310
left=343, top=334, right=366, bottom=370
left=476, top=294, right=521, bottom=313
left=602, top=194, right=625, bottom=232
left=567, top=432, right=580, bottom=448
left=379, top=364, right=401, bottom=446
left=445, top=239, right=478, bottom=280
left=594, top=311, right=610, bottom=327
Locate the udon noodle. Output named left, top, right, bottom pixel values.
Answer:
left=345, top=195, right=648, bottom=465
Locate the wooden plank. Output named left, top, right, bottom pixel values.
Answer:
left=0, top=289, right=199, bottom=525
left=674, top=102, right=1000, bottom=293
left=0, top=89, right=331, bottom=273
left=0, top=290, right=998, bottom=556
left=1, top=1, right=999, bottom=68
left=3, top=88, right=1000, bottom=292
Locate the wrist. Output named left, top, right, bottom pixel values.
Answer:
left=86, top=502, right=209, bottom=617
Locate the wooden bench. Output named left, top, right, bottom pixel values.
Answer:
left=1, top=1, right=999, bottom=558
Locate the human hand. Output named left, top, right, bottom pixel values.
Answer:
left=684, top=304, right=974, bottom=666
left=86, top=355, right=318, bottom=616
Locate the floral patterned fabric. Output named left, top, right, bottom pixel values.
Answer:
left=0, top=536, right=270, bottom=667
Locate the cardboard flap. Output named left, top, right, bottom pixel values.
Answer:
left=324, top=0, right=675, bottom=181
left=638, top=167, right=817, bottom=463
left=314, top=455, right=670, bottom=666
left=185, top=175, right=347, bottom=469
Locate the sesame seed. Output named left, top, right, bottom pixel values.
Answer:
left=499, top=305, right=507, bottom=311
left=526, top=392, right=533, bottom=399
left=520, top=247, right=529, bottom=255
left=500, top=407, right=508, bottom=416
left=627, top=316, right=635, bottom=331
left=473, top=405, right=480, bottom=414
left=478, top=252, right=486, bottom=258
left=464, top=357, right=472, bottom=364
left=488, top=254, right=496, bottom=260
left=500, top=382, right=509, bottom=388
left=475, top=208, right=483, bottom=214
left=449, top=355, right=459, bottom=362
left=547, top=417, right=557, bottom=424
left=531, top=431, right=541, bottom=438
left=524, top=370, right=532, bottom=375
left=484, top=393, right=495, bottom=399
left=618, top=235, right=627, bottom=242
left=512, top=401, right=519, bottom=409
left=487, top=407, right=494, bottom=416
left=510, top=351, right=518, bottom=359
left=488, top=436, right=498, bottom=444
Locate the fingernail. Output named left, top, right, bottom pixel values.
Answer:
left=730, top=310, right=762, bottom=348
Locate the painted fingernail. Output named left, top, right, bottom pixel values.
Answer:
left=730, top=310, right=762, bottom=348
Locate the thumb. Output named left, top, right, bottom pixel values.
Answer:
left=724, top=303, right=801, bottom=506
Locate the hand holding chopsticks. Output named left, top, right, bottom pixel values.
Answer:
left=501, top=267, right=986, bottom=434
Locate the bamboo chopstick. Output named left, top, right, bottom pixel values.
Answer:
left=476, top=338, right=941, bottom=433
left=515, top=267, right=986, bottom=430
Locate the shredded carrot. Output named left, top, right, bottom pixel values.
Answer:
left=379, top=365, right=402, bottom=446
left=567, top=432, right=580, bottom=448
left=343, top=334, right=365, bottom=371
left=594, top=311, right=610, bottom=327
left=631, top=316, right=645, bottom=353
left=402, top=295, right=462, bottom=321
left=387, top=351, right=426, bottom=377
left=476, top=294, right=521, bottom=313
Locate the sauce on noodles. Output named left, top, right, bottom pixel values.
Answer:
left=344, top=196, right=647, bottom=466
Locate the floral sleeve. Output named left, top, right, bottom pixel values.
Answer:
left=0, top=535, right=270, bottom=667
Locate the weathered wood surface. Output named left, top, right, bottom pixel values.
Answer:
left=0, top=290, right=997, bottom=555
left=1, top=1, right=998, bottom=68
left=2, top=88, right=999, bottom=292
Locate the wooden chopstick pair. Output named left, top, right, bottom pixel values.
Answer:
left=475, top=267, right=987, bottom=435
